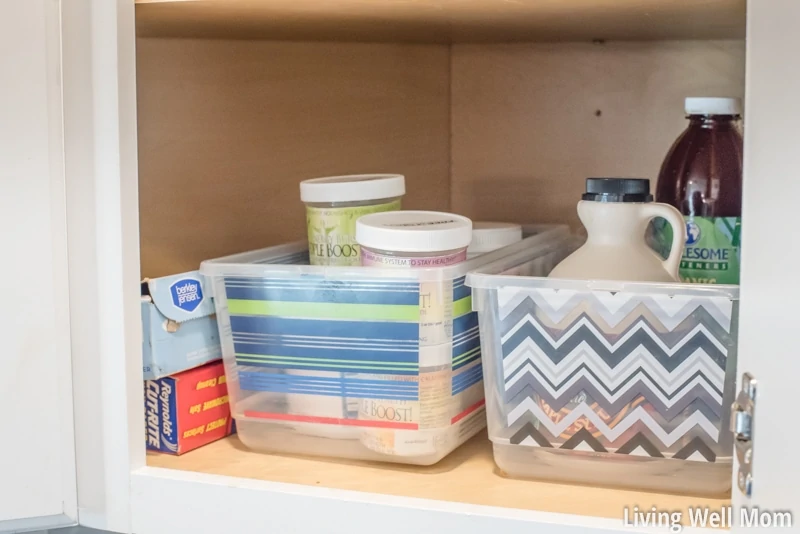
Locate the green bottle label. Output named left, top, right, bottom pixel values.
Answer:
left=652, top=216, right=741, bottom=285
left=305, top=200, right=401, bottom=266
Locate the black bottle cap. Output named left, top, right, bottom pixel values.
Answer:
left=582, top=178, right=653, bottom=203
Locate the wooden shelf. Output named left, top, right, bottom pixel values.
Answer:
left=135, top=0, right=746, bottom=43
left=147, top=432, right=730, bottom=523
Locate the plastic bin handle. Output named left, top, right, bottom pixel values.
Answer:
left=641, top=202, right=687, bottom=281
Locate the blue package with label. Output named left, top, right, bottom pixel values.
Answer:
left=141, top=270, right=222, bottom=380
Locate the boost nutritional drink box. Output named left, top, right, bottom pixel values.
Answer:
left=145, top=360, right=235, bottom=455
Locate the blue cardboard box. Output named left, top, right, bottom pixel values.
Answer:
left=141, top=271, right=222, bottom=380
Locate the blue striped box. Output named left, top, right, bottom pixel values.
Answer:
left=200, top=226, right=569, bottom=465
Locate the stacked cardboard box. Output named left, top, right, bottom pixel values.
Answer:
left=142, top=271, right=234, bottom=455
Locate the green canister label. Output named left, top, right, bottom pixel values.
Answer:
left=306, top=200, right=401, bottom=266
left=653, top=216, right=741, bottom=284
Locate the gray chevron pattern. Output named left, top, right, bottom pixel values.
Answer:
left=492, top=286, right=737, bottom=462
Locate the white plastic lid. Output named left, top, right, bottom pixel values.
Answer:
left=356, top=211, right=473, bottom=253
left=467, top=222, right=523, bottom=253
left=685, top=97, right=742, bottom=116
left=300, top=174, right=405, bottom=203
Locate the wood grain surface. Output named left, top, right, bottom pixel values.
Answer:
left=135, top=0, right=746, bottom=43
left=450, top=40, right=745, bottom=230
left=148, top=433, right=730, bottom=523
left=137, top=38, right=451, bottom=277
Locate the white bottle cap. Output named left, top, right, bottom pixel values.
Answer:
left=300, top=174, right=405, bottom=203
left=356, top=211, right=473, bottom=253
left=685, top=97, right=742, bottom=116
left=467, top=222, right=523, bottom=254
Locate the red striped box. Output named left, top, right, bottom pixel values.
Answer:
left=145, top=360, right=235, bottom=455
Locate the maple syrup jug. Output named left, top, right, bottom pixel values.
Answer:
left=550, top=178, right=686, bottom=283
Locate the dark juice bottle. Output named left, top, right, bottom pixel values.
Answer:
left=654, top=97, right=744, bottom=284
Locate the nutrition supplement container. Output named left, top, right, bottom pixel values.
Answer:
left=355, top=211, right=473, bottom=457
left=466, top=222, right=523, bottom=259
left=300, top=174, right=405, bottom=266
left=654, top=97, right=743, bottom=284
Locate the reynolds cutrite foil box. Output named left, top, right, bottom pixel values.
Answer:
left=144, top=360, right=235, bottom=455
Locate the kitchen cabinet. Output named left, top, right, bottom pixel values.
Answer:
left=0, top=0, right=77, bottom=530
left=2, top=0, right=799, bottom=533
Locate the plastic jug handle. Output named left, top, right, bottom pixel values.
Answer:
left=640, top=203, right=687, bottom=281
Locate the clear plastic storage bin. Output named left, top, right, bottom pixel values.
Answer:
left=466, top=240, right=738, bottom=496
left=200, top=225, right=569, bottom=465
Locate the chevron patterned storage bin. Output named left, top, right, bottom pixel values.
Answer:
left=200, top=225, right=570, bottom=465
left=467, top=252, right=739, bottom=497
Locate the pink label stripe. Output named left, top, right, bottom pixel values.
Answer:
left=451, top=399, right=486, bottom=424
left=361, top=247, right=466, bottom=268
left=243, top=410, right=419, bottom=429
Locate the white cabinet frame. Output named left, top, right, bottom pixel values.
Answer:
left=62, top=0, right=142, bottom=531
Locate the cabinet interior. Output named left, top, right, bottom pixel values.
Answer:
left=137, top=6, right=745, bottom=277
left=135, top=0, right=746, bottom=517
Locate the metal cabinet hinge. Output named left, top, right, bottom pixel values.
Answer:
left=730, top=372, right=757, bottom=497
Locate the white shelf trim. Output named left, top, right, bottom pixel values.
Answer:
left=131, top=466, right=716, bottom=534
